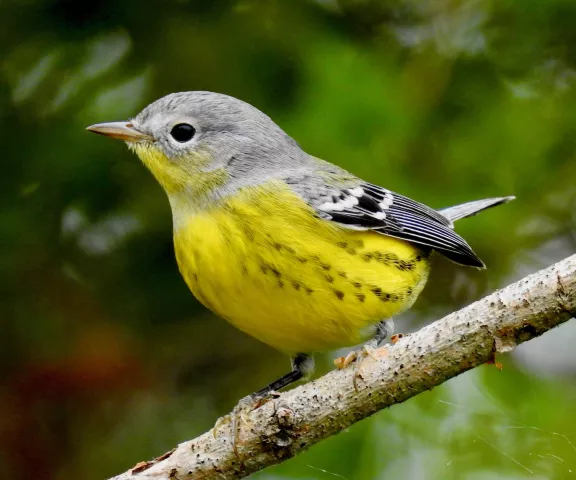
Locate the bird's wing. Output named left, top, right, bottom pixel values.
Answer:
left=310, top=182, right=485, bottom=268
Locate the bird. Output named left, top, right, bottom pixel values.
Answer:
left=87, top=91, right=513, bottom=401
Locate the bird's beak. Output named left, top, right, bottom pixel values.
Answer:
left=86, top=121, right=152, bottom=142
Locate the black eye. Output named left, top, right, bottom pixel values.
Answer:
left=170, top=123, right=196, bottom=142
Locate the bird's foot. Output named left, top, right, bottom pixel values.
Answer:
left=213, top=391, right=280, bottom=458
left=334, top=345, right=389, bottom=391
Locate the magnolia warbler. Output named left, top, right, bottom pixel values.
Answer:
left=87, top=91, right=513, bottom=398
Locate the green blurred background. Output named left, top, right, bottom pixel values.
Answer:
left=2, top=0, right=576, bottom=479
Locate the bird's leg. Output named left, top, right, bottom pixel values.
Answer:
left=334, top=319, right=395, bottom=390
left=336, top=319, right=394, bottom=366
left=352, top=319, right=395, bottom=390
left=253, top=353, right=315, bottom=398
left=213, top=353, right=314, bottom=457
left=374, top=318, right=395, bottom=347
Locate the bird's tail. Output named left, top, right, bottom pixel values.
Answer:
left=439, top=196, right=515, bottom=224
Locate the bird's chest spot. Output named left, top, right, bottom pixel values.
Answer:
left=173, top=202, right=320, bottom=297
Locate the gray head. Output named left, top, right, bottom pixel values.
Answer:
left=133, top=91, right=303, bottom=161
left=88, top=91, right=307, bottom=197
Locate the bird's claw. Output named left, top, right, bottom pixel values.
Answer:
left=334, top=350, right=359, bottom=369
left=352, top=345, right=380, bottom=391
left=212, top=391, right=279, bottom=458
left=334, top=344, right=391, bottom=391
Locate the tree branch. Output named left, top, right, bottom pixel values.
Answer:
left=109, top=255, right=576, bottom=480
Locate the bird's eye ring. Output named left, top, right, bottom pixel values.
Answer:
left=170, top=123, right=196, bottom=142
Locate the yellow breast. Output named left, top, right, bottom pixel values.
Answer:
left=173, top=181, right=430, bottom=354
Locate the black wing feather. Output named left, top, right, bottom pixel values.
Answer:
left=318, top=183, right=484, bottom=268
left=363, top=183, right=452, bottom=226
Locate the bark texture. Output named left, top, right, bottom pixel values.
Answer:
left=109, top=254, right=576, bottom=480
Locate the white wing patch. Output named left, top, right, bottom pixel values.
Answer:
left=313, top=182, right=485, bottom=267
left=318, top=187, right=392, bottom=219
left=318, top=189, right=360, bottom=212
left=379, top=192, right=394, bottom=209
left=348, top=187, right=364, bottom=197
